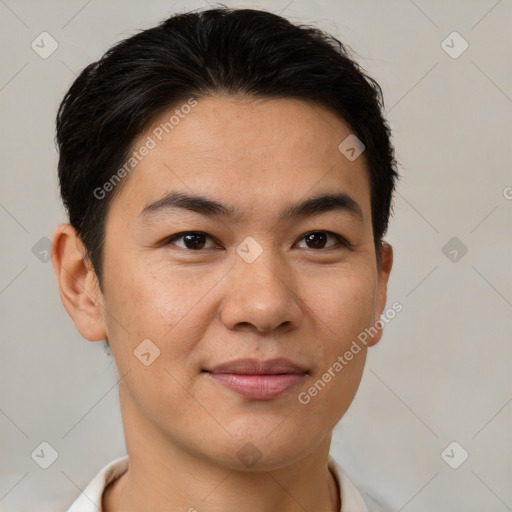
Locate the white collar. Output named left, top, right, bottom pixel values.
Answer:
left=65, top=455, right=368, bottom=512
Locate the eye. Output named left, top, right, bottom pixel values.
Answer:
left=164, top=230, right=349, bottom=252
left=165, top=231, right=220, bottom=250
left=295, top=231, right=349, bottom=250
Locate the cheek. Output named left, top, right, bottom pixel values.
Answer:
left=296, top=272, right=373, bottom=431
left=300, top=350, right=367, bottom=436
left=307, top=262, right=377, bottom=346
left=298, top=264, right=375, bottom=410
left=101, top=254, right=223, bottom=370
left=103, top=253, right=188, bottom=327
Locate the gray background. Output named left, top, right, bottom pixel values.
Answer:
left=1, top=0, right=511, bottom=510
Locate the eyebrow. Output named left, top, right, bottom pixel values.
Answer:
left=138, top=190, right=364, bottom=224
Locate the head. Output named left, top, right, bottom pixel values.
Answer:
left=52, top=6, right=398, bottom=469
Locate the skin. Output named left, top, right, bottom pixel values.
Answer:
left=52, top=95, right=393, bottom=512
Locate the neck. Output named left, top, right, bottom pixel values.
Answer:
left=105, top=456, right=340, bottom=512
left=103, top=393, right=340, bottom=512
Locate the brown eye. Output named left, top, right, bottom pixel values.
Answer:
left=296, top=231, right=347, bottom=250
left=166, top=232, right=218, bottom=250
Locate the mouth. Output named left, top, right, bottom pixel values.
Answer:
left=203, top=358, right=309, bottom=400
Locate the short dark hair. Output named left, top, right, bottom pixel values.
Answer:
left=56, top=5, right=399, bottom=288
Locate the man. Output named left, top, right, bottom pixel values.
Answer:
left=52, top=6, right=398, bottom=511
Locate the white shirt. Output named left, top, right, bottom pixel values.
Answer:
left=64, top=455, right=370, bottom=512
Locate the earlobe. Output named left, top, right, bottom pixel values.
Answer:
left=51, top=223, right=107, bottom=341
left=367, top=241, right=394, bottom=347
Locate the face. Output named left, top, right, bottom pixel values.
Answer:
left=58, top=95, right=392, bottom=471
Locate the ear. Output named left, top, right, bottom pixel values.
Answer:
left=367, top=241, right=394, bottom=347
left=51, top=223, right=107, bottom=341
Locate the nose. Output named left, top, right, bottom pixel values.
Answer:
left=219, top=250, right=303, bottom=334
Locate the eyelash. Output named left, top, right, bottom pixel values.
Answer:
left=164, top=231, right=350, bottom=251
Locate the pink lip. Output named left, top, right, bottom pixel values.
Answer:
left=205, top=358, right=308, bottom=400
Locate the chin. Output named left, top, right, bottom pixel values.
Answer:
left=200, top=417, right=321, bottom=471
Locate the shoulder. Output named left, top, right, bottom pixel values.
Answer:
left=328, top=456, right=394, bottom=512
left=64, top=455, right=129, bottom=512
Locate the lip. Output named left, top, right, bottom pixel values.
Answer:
left=204, top=358, right=309, bottom=400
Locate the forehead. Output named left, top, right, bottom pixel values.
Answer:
left=112, top=95, right=372, bottom=223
